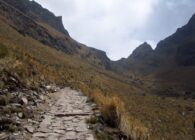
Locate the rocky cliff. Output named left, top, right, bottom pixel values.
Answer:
left=111, top=42, right=157, bottom=75
left=0, top=0, right=77, bottom=54
left=129, top=42, right=154, bottom=60
left=0, top=0, right=111, bottom=69
left=155, top=13, right=195, bottom=67
left=115, top=13, right=195, bottom=75
left=2, top=0, right=69, bottom=36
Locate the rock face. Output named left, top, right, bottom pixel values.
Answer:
left=152, top=13, right=195, bottom=68
left=0, top=0, right=111, bottom=70
left=112, top=42, right=157, bottom=74
left=155, top=14, right=195, bottom=57
left=129, top=42, right=154, bottom=60
left=0, top=0, right=77, bottom=54
left=177, top=42, right=195, bottom=66
left=2, top=0, right=69, bottom=36
left=85, top=47, right=111, bottom=69
left=114, top=13, right=195, bottom=76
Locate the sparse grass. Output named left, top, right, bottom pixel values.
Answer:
left=0, top=16, right=194, bottom=140
left=0, top=43, right=8, bottom=58
left=86, top=88, right=149, bottom=139
left=90, top=91, right=120, bottom=128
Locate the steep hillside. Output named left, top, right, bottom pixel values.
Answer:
left=114, top=13, right=195, bottom=92
left=152, top=14, right=195, bottom=92
left=2, top=0, right=70, bottom=36
left=0, top=0, right=111, bottom=70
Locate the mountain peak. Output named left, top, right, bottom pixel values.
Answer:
left=142, top=42, right=151, bottom=46
left=129, top=42, right=153, bottom=59
left=188, top=13, right=195, bottom=25
left=136, top=42, right=153, bottom=51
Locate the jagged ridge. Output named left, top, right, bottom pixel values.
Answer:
left=1, top=0, right=70, bottom=36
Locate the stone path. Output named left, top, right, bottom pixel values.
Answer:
left=31, top=88, right=95, bottom=140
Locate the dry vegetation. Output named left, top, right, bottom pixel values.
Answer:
left=0, top=17, right=195, bottom=140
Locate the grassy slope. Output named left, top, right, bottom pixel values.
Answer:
left=0, top=16, right=195, bottom=140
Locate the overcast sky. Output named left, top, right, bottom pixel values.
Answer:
left=35, top=0, right=195, bottom=60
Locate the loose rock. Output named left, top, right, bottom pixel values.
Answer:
left=25, top=126, right=34, bottom=133
left=21, top=97, right=28, bottom=105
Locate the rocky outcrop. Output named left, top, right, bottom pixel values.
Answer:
left=0, top=0, right=77, bottom=54
left=155, top=13, right=195, bottom=66
left=177, top=41, right=195, bottom=66
left=112, top=42, right=157, bottom=75
left=85, top=47, right=111, bottom=70
left=1, top=0, right=69, bottom=36
left=114, top=13, right=195, bottom=75
left=129, top=42, right=154, bottom=60
left=0, top=0, right=112, bottom=70
left=155, top=14, right=195, bottom=56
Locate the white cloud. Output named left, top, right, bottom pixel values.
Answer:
left=35, top=0, right=195, bottom=60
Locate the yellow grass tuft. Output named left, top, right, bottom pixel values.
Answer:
left=87, top=88, right=149, bottom=139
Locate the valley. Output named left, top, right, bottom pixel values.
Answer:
left=0, top=0, right=195, bottom=140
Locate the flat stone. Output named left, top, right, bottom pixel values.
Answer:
left=25, top=126, right=34, bottom=133
left=63, top=117, right=74, bottom=121
left=41, top=115, right=53, bottom=125
left=47, top=135, right=58, bottom=140
left=33, top=132, right=48, bottom=138
left=72, top=118, right=80, bottom=123
left=38, top=127, right=52, bottom=133
left=54, top=129, right=65, bottom=134
left=66, top=131, right=77, bottom=136
left=47, top=133, right=59, bottom=136
left=86, top=134, right=94, bottom=140
left=66, top=127, right=74, bottom=131
left=75, top=126, right=88, bottom=132
left=0, top=133, right=9, bottom=140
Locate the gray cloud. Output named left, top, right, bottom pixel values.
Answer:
left=35, top=0, right=195, bottom=60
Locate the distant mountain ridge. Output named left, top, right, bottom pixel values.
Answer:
left=155, top=13, right=195, bottom=66
left=1, top=0, right=195, bottom=86
left=115, top=13, right=195, bottom=75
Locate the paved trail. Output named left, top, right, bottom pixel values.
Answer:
left=31, top=88, right=95, bottom=140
